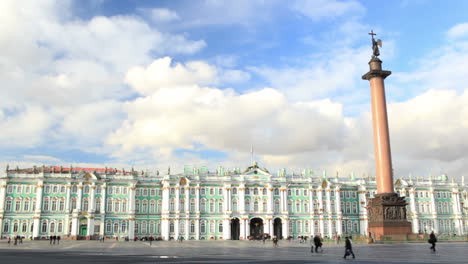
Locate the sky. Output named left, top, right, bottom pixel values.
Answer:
left=2, top=0, right=468, bottom=179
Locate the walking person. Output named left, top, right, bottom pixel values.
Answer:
left=49, top=236, right=53, bottom=245
left=343, top=236, right=355, bottom=259
left=57, top=236, right=60, bottom=245
left=428, top=231, right=437, bottom=252
left=312, top=235, right=323, bottom=253
left=272, top=236, right=278, bottom=247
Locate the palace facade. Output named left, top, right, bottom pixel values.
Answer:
left=1, top=163, right=467, bottom=240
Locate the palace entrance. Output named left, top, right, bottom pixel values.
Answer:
left=79, top=224, right=87, bottom=236
left=230, top=218, right=240, bottom=240
left=273, top=218, right=282, bottom=239
left=249, top=218, right=264, bottom=239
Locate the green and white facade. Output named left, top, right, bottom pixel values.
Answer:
left=1, top=164, right=467, bottom=240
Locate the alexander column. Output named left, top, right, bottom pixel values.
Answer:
left=362, top=31, right=412, bottom=241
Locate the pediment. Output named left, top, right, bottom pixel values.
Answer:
left=78, top=172, right=99, bottom=180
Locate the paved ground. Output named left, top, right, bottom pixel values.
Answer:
left=0, top=240, right=466, bottom=263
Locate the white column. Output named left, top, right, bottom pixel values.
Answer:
left=184, top=188, right=189, bottom=213
left=0, top=180, right=7, bottom=212
left=185, top=219, right=190, bottom=240
left=128, top=219, right=135, bottom=239
left=319, top=217, right=325, bottom=235
left=161, top=218, right=169, bottom=240
left=86, top=217, right=94, bottom=236
left=326, top=189, right=331, bottom=214
left=77, top=183, right=83, bottom=211
left=195, top=186, right=200, bottom=212
left=269, top=218, right=274, bottom=236
left=318, top=188, right=323, bottom=214
left=71, top=212, right=79, bottom=237
left=409, top=188, right=419, bottom=233
left=100, top=183, right=106, bottom=236
left=280, top=187, right=286, bottom=213
left=429, top=188, right=439, bottom=233
left=174, top=218, right=180, bottom=239
left=162, top=184, right=170, bottom=212
left=223, top=218, right=230, bottom=239
left=0, top=181, right=6, bottom=237
left=32, top=181, right=44, bottom=239
left=358, top=187, right=368, bottom=235
left=282, top=218, right=289, bottom=239
left=223, top=186, right=229, bottom=213
left=452, top=189, right=463, bottom=235
left=175, top=187, right=180, bottom=212
left=195, top=219, right=200, bottom=240
left=245, top=219, right=250, bottom=238
left=240, top=219, right=245, bottom=239
left=267, top=186, right=273, bottom=213
left=336, top=188, right=343, bottom=235
left=239, top=184, right=246, bottom=213
left=89, top=184, right=96, bottom=212
left=310, top=219, right=315, bottom=236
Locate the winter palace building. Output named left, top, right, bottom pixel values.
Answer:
left=1, top=163, right=467, bottom=240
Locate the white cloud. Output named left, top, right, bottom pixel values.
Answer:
left=146, top=8, right=180, bottom=23
left=447, top=22, right=468, bottom=39
left=291, top=0, right=365, bottom=21
left=23, top=155, right=62, bottom=163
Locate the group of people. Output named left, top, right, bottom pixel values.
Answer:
left=7, top=235, right=23, bottom=245
left=49, top=235, right=61, bottom=244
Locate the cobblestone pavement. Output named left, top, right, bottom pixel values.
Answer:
left=0, top=240, right=466, bottom=263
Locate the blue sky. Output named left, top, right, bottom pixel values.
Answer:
left=2, top=0, right=468, bottom=178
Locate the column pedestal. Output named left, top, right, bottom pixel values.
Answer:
left=367, top=193, right=412, bottom=241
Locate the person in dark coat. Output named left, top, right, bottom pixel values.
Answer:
left=428, top=231, right=437, bottom=252
left=343, top=236, right=355, bottom=259
left=57, top=236, right=60, bottom=245
left=312, top=235, right=323, bottom=253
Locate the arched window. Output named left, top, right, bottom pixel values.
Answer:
left=305, top=221, right=310, bottom=233
left=263, top=188, right=267, bottom=195
left=245, top=188, right=250, bottom=195
left=60, top=185, right=65, bottom=193
left=142, top=200, right=148, bottom=213
left=3, top=221, right=9, bottom=233
left=135, top=200, right=140, bottom=213
left=232, top=188, right=237, bottom=195
left=15, top=199, right=21, bottom=211
left=22, top=222, right=28, bottom=233
left=245, top=199, right=250, bottom=212
left=190, top=199, right=195, bottom=212
left=5, top=199, right=12, bottom=211
left=83, top=199, right=89, bottom=211
left=254, top=200, right=259, bottom=212
left=43, top=199, right=50, bottom=211
left=72, top=185, right=77, bottom=193
left=96, top=185, right=101, bottom=194
left=169, top=222, right=174, bottom=233
left=254, top=188, right=259, bottom=195
left=122, top=200, right=127, bottom=212
left=50, top=222, right=55, bottom=233
left=58, top=222, right=63, bottom=233
left=210, top=221, right=215, bottom=233
left=218, top=201, right=223, bottom=212
left=287, top=200, right=292, bottom=211
left=274, top=188, right=279, bottom=195
left=170, top=199, right=175, bottom=211
left=114, top=200, right=120, bottom=212
left=157, top=200, right=161, bottom=213
left=210, top=200, right=215, bottom=213
left=219, top=222, right=223, bottom=232
left=200, top=199, right=206, bottom=213
left=296, top=202, right=301, bottom=212
left=200, top=222, right=206, bottom=234
left=274, top=199, right=280, bottom=212
left=121, top=221, right=127, bottom=233
left=95, top=199, right=101, bottom=213
left=149, top=221, right=154, bottom=234
left=190, top=222, right=195, bottom=233
left=51, top=199, right=57, bottom=211
left=42, top=221, right=48, bottom=233
left=71, top=199, right=77, bottom=210
left=180, top=199, right=185, bottom=211
left=150, top=200, right=156, bottom=213
left=59, top=199, right=65, bottom=211
left=84, top=185, right=90, bottom=194
left=13, top=222, right=19, bottom=232
left=232, top=200, right=238, bottom=212
left=24, top=199, right=31, bottom=211
left=114, top=223, right=119, bottom=233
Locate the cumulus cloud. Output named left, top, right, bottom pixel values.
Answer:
left=145, top=8, right=180, bottom=23
left=447, top=22, right=468, bottom=39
